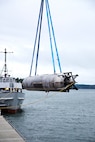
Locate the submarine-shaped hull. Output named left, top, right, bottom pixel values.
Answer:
left=22, top=72, right=78, bottom=92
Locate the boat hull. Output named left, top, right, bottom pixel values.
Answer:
left=0, top=91, right=25, bottom=114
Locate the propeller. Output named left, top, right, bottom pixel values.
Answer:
left=60, top=73, right=78, bottom=92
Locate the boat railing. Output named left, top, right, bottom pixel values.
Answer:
left=0, top=77, right=16, bottom=83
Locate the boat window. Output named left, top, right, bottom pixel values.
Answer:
left=2, top=78, right=6, bottom=82
left=6, top=78, right=9, bottom=82
left=9, top=78, right=13, bottom=82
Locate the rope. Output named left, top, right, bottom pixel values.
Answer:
left=60, top=82, right=74, bottom=92
left=0, top=82, right=74, bottom=110
left=22, top=83, right=74, bottom=107
left=0, top=93, right=56, bottom=110
left=22, top=94, right=51, bottom=107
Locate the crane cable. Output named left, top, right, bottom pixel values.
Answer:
left=45, top=0, right=56, bottom=73
left=29, top=0, right=62, bottom=76
left=29, top=0, right=44, bottom=76
left=45, top=0, right=62, bottom=73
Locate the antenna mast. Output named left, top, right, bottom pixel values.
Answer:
left=0, top=48, right=13, bottom=77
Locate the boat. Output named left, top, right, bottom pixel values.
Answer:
left=0, top=48, right=25, bottom=114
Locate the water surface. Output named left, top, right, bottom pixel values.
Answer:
left=4, top=89, right=95, bottom=142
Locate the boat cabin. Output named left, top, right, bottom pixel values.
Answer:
left=0, top=76, right=22, bottom=93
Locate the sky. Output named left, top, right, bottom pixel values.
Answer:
left=0, top=0, right=95, bottom=84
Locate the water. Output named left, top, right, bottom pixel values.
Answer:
left=4, top=89, right=95, bottom=142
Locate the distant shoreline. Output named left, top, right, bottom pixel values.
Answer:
left=76, top=84, right=95, bottom=89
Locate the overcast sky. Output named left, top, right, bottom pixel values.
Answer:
left=0, top=0, right=95, bottom=84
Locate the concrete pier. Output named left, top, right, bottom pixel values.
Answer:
left=0, top=116, right=25, bottom=142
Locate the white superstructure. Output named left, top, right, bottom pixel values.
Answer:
left=0, top=49, right=24, bottom=113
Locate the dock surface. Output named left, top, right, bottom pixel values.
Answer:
left=0, top=116, right=25, bottom=142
